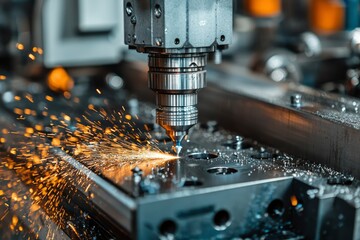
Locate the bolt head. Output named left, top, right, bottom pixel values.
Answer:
left=126, top=3, right=133, bottom=16
left=290, top=94, right=302, bottom=107
left=154, top=4, right=162, bottom=18
left=155, top=38, right=163, bottom=46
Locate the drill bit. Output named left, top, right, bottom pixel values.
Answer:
left=123, top=0, right=232, bottom=160
left=172, top=142, right=182, bottom=157
left=148, top=54, right=206, bottom=157
left=167, top=130, right=186, bottom=156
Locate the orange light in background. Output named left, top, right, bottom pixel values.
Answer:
left=13, top=108, right=23, bottom=115
left=25, top=95, right=34, bottom=103
left=24, top=109, right=31, bottom=115
left=63, top=115, right=71, bottom=121
left=290, top=195, right=298, bottom=207
left=16, top=43, right=24, bottom=51
left=64, top=91, right=72, bottom=99
left=0, top=75, right=6, bottom=80
left=32, top=47, right=43, bottom=55
left=245, top=0, right=281, bottom=17
left=47, top=67, right=74, bottom=93
left=35, top=125, right=43, bottom=131
left=310, top=0, right=345, bottom=34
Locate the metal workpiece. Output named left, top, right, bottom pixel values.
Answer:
left=3, top=77, right=360, bottom=239
left=119, top=60, right=360, bottom=178
left=124, top=0, right=233, bottom=154
left=200, top=64, right=360, bottom=178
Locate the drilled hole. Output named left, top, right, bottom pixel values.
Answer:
left=182, top=179, right=203, bottom=187
left=267, top=199, right=285, bottom=219
left=174, top=38, right=180, bottom=45
left=125, top=2, right=133, bottom=16
left=207, top=167, right=238, bottom=175
left=213, top=209, right=231, bottom=231
left=159, top=220, right=177, bottom=238
left=188, top=152, right=218, bottom=160
left=220, top=35, right=226, bottom=41
left=154, top=4, right=162, bottom=18
left=327, top=175, right=354, bottom=185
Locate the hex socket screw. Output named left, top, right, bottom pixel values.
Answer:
left=290, top=94, right=302, bottom=107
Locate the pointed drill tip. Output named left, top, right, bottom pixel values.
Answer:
left=166, top=130, right=186, bottom=156
left=172, top=144, right=182, bottom=157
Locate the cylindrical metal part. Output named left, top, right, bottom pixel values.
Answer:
left=148, top=53, right=207, bottom=145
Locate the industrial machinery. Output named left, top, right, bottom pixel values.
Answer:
left=123, top=0, right=232, bottom=155
left=1, top=0, right=360, bottom=239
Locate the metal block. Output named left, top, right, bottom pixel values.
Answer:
left=124, top=0, right=232, bottom=50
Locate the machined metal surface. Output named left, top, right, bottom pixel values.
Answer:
left=120, top=60, right=360, bottom=178
left=201, top=63, right=360, bottom=178
left=1, top=75, right=360, bottom=239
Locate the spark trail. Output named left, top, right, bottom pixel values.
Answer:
left=0, top=93, right=177, bottom=239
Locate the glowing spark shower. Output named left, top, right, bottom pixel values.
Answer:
left=0, top=92, right=177, bottom=238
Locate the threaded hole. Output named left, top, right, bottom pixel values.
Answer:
left=213, top=210, right=231, bottom=231
left=267, top=199, right=285, bottom=219
left=188, top=152, right=218, bottom=160
left=182, top=179, right=203, bottom=187
left=159, top=220, right=177, bottom=238
left=207, top=167, right=238, bottom=175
